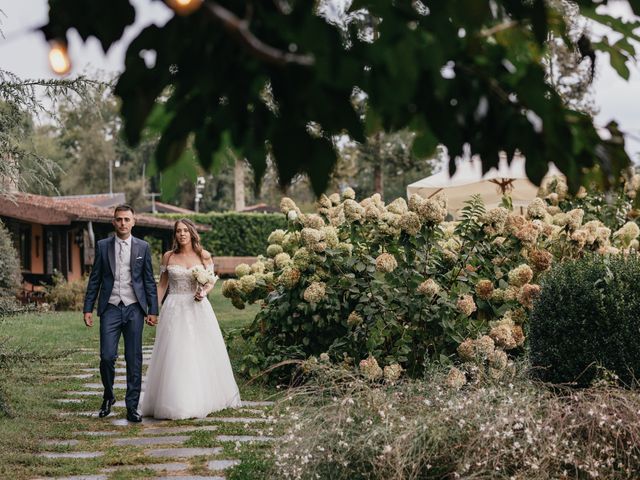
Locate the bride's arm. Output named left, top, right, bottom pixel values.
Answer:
left=157, top=251, right=172, bottom=304
left=201, top=250, right=216, bottom=296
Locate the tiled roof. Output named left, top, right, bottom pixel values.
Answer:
left=139, top=201, right=196, bottom=214
left=56, top=192, right=126, bottom=208
left=0, top=193, right=196, bottom=231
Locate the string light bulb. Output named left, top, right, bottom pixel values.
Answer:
left=48, top=40, right=71, bottom=75
left=165, top=0, right=203, bottom=15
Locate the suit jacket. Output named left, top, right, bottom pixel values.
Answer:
left=83, top=235, right=159, bottom=316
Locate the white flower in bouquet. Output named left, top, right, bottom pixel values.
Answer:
left=191, top=266, right=219, bottom=288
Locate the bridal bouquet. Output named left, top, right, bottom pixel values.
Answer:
left=192, top=266, right=219, bottom=299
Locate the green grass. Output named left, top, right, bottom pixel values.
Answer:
left=0, top=281, right=276, bottom=479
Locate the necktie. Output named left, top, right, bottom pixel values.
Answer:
left=119, top=240, right=125, bottom=263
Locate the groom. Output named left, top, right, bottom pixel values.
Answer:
left=83, top=204, right=158, bottom=422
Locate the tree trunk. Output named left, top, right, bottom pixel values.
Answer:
left=234, top=157, right=246, bottom=211
left=373, top=163, right=384, bottom=198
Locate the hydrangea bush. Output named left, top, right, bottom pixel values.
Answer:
left=224, top=177, right=640, bottom=380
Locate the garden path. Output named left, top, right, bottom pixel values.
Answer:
left=36, top=344, right=276, bottom=479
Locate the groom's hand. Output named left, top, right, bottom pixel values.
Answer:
left=146, top=315, right=157, bottom=326
left=83, top=312, right=93, bottom=327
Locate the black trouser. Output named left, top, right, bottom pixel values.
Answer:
left=99, top=302, right=144, bottom=411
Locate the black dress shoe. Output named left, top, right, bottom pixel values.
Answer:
left=126, top=408, right=142, bottom=423
left=98, top=398, right=115, bottom=418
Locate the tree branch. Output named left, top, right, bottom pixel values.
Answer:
left=202, top=1, right=315, bottom=67
left=480, top=20, right=518, bottom=38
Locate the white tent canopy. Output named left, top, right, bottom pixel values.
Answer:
left=407, top=155, right=563, bottom=214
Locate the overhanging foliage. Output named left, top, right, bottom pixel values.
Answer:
left=42, top=0, right=640, bottom=194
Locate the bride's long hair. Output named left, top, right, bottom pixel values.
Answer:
left=171, top=218, right=205, bottom=260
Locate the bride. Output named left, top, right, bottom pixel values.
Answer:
left=141, top=218, right=242, bottom=419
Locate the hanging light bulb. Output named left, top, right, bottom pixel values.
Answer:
left=48, top=40, right=71, bottom=75
left=165, top=0, right=203, bottom=15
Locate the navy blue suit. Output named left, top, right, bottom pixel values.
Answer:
left=83, top=235, right=159, bottom=411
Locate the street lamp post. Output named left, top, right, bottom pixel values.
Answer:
left=108, top=159, right=121, bottom=196
left=194, top=176, right=205, bottom=212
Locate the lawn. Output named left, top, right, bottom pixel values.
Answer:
left=0, top=281, right=276, bottom=479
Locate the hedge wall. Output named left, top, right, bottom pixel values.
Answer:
left=160, top=212, right=286, bottom=257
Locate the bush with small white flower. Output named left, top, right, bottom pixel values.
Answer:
left=226, top=173, right=640, bottom=382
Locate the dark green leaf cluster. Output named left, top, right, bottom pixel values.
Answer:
left=161, top=212, right=286, bottom=256
left=42, top=1, right=640, bottom=194
left=0, top=220, right=21, bottom=312
left=529, top=254, right=640, bottom=386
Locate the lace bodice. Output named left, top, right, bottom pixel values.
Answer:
left=162, top=265, right=202, bottom=295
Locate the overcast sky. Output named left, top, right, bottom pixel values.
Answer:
left=1, top=0, right=639, bottom=158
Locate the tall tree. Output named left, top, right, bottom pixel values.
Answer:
left=53, top=81, right=156, bottom=209
left=337, top=129, right=435, bottom=200
left=0, top=69, right=92, bottom=195
left=545, top=0, right=598, bottom=115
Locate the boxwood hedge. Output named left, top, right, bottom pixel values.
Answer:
left=529, top=254, right=640, bottom=387
left=160, top=212, right=286, bottom=257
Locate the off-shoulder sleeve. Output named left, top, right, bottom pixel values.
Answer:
left=160, top=265, right=167, bottom=274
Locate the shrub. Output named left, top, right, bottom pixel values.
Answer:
left=160, top=212, right=286, bottom=256
left=228, top=192, right=553, bottom=381
left=45, top=272, right=88, bottom=311
left=271, top=362, right=640, bottom=480
left=227, top=177, right=640, bottom=382
left=0, top=219, right=21, bottom=302
left=530, top=254, right=640, bottom=387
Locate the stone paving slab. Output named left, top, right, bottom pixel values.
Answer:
left=43, top=439, right=80, bottom=447
left=83, top=383, right=124, bottom=389
left=112, top=435, right=189, bottom=446
left=68, top=374, right=94, bottom=379
left=59, top=411, right=122, bottom=418
left=240, top=408, right=265, bottom=415
left=146, top=447, right=222, bottom=458
left=102, top=462, right=188, bottom=473
left=208, top=459, right=240, bottom=470
left=56, top=398, right=84, bottom=404
left=241, top=400, right=274, bottom=407
left=66, top=391, right=102, bottom=396
left=51, top=475, right=107, bottom=480
left=73, top=431, right=119, bottom=437
left=201, top=416, right=273, bottom=424
left=79, top=368, right=100, bottom=373
left=38, top=451, right=104, bottom=459
left=111, top=417, right=165, bottom=426
left=142, top=425, right=218, bottom=435
left=114, top=375, right=147, bottom=382
left=216, top=434, right=275, bottom=443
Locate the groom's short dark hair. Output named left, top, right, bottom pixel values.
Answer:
left=114, top=204, right=135, bottom=216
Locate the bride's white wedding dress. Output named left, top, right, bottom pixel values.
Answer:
left=141, top=264, right=242, bottom=419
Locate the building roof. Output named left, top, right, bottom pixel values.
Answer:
left=0, top=193, right=203, bottom=231
left=241, top=203, right=280, bottom=213
left=139, top=201, right=196, bottom=214
left=56, top=192, right=126, bottom=208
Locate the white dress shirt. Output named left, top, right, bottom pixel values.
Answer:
left=108, top=235, right=138, bottom=307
